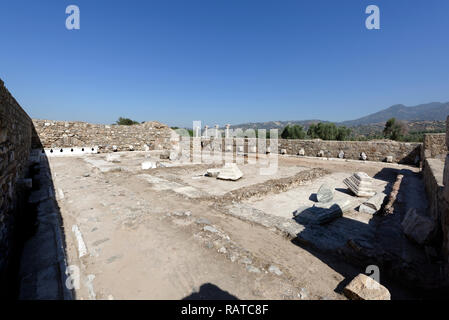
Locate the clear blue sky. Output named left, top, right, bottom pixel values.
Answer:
left=1, top=0, right=449, bottom=127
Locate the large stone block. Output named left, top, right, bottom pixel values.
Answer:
left=343, top=274, right=391, bottom=300
left=217, top=163, right=243, bottom=181
left=359, top=192, right=387, bottom=215
left=293, top=199, right=352, bottom=225
left=401, top=208, right=437, bottom=245
left=344, top=172, right=376, bottom=197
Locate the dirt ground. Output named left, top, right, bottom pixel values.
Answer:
left=42, top=152, right=421, bottom=300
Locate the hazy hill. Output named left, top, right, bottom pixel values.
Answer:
left=229, top=102, right=449, bottom=132
left=340, top=102, right=449, bottom=127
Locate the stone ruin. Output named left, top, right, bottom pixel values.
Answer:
left=344, top=172, right=376, bottom=197
left=2, top=77, right=449, bottom=300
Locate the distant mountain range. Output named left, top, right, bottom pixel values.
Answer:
left=230, top=102, right=449, bottom=134
left=340, top=102, right=449, bottom=127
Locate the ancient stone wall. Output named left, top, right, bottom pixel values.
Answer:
left=440, top=116, right=449, bottom=262
left=32, top=119, right=178, bottom=152
left=277, top=139, right=421, bottom=164
left=0, top=79, right=33, bottom=287
left=423, top=116, right=449, bottom=267
left=422, top=158, right=445, bottom=238
left=199, top=137, right=421, bottom=164
left=422, top=133, right=446, bottom=161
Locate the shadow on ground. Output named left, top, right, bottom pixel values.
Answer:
left=4, top=127, right=73, bottom=300
left=291, top=167, right=446, bottom=299
left=183, top=283, right=239, bottom=300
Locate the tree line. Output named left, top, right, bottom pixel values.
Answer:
left=281, top=122, right=352, bottom=141
left=115, top=117, right=440, bottom=142
left=280, top=118, right=441, bottom=142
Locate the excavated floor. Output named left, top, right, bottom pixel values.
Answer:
left=18, top=151, right=428, bottom=299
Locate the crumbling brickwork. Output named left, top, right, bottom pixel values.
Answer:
left=32, top=119, right=178, bottom=152
left=0, top=79, right=33, bottom=288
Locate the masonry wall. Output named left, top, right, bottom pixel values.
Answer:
left=423, top=117, right=449, bottom=266
left=0, top=79, right=33, bottom=286
left=200, top=137, right=421, bottom=164
left=422, top=158, right=445, bottom=239
left=32, top=119, right=178, bottom=152
left=277, top=139, right=421, bottom=164
left=422, top=133, right=447, bottom=161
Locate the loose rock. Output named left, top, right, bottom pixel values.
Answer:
left=141, top=161, right=158, bottom=170
left=205, top=168, right=221, bottom=177
left=402, top=208, right=436, bottom=245
left=268, top=265, right=283, bottom=276
left=360, top=152, right=367, bottom=161
left=343, top=274, right=391, bottom=300
left=217, top=163, right=243, bottom=181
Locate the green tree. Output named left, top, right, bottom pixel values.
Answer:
left=116, top=117, right=139, bottom=125
left=281, top=125, right=306, bottom=139
left=383, top=118, right=406, bottom=140
left=306, top=122, right=351, bottom=141
left=336, top=126, right=351, bottom=141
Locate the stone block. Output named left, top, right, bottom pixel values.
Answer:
left=344, top=172, right=376, bottom=197
left=343, top=274, right=391, bottom=300
left=360, top=152, right=367, bottom=161
left=316, top=184, right=334, bottom=203
left=293, top=199, right=352, bottom=225
left=141, top=161, right=158, bottom=170
left=217, top=163, right=243, bottom=181
left=359, top=192, right=387, bottom=214
left=298, top=148, right=305, bottom=156
left=160, top=151, right=170, bottom=159
left=385, top=155, right=393, bottom=163
left=169, top=151, right=179, bottom=161
left=205, top=168, right=220, bottom=177
left=401, top=208, right=437, bottom=245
